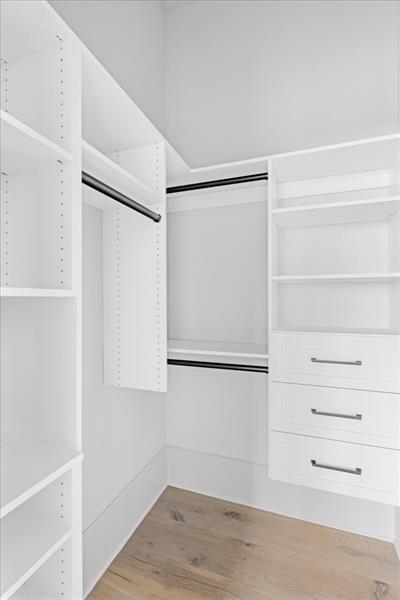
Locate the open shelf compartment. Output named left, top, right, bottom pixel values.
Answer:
left=1, top=433, right=82, bottom=519
left=269, top=135, right=400, bottom=210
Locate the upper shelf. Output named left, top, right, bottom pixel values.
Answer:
left=0, top=288, right=76, bottom=299
left=1, top=433, right=82, bottom=519
left=168, top=339, right=268, bottom=360
left=82, top=140, right=163, bottom=208
left=0, top=0, right=70, bottom=61
left=1, top=111, right=71, bottom=174
left=272, top=196, right=400, bottom=228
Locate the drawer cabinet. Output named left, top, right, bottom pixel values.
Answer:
left=270, top=332, right=400, bottom=392
left=269, top=382, right=400, bottom=449
left=269, top=431, right=400, bottom=505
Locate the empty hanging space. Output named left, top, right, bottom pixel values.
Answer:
left=167, top=181, right=268, bottom=364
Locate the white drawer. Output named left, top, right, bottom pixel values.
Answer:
left=270, top=332, right=400, bottom=392
left=269, top=382, right=400, bottom=449
left=269, top=431, right=400, bottom=505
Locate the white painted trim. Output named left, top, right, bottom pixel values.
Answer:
left=167, top=445, right=396, bottom=543
left=83, top=448, right=167, bottom=598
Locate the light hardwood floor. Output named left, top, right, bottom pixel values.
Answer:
left=88, top=486, right=400, bottom=600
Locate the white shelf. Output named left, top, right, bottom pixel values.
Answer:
left=0, top=111, right=71, bottom=174
left=1, top=434, right=82, bottom=519
left=0, top=0, right=69, bottom=61
left=168, top=339, right=268, bottom=359
left=272, top=273, right=400, bottom=283
left=0, top=288, right=76, bottom=299
left=12, top=585, right=56, bottom=600
left=272, top=326, right=400, bottom=336
left=82, top=140, right=162, bottom=208
left=272, top=196, right=400, bottom=228
left=1, top=510, right=71, bottom=600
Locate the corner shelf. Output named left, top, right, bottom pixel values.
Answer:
left=82, top=140, right=163, bottom=208
left=272, top=273, right=400, bottom=283
left=12, top=585, right=56, bottom=600
left=168, top=339, right=268, bottom=360
left=0, top=111, right=71, bottom=174
left=1, top=510, right=71, bottom=600
left=0, top=288, right=76, bottom=299
left=272, top=196, right=400, bottom=228
left=1, top=434, right=82, bottom=519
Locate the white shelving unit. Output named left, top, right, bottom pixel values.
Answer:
left=1, top=510, right=71, bottom=600
left=1, top=2, right=82, bottom=599
left=268, top=135, right=400, bottom=504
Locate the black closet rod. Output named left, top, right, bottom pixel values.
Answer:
left=168, top=358, right=268, bottom=374
left=166, top=172, right=268, bottom=194
left=82, top=171, right=162, bottom=223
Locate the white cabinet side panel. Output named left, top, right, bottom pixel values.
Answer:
left=103, top=202, right=166, bottom=391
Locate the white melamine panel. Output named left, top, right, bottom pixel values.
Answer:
left=0, top=1, right=69, bottom=61
left=166, top=366, right=267, bottom=465
left=0, top=509, right=71, bottom=600
left=270, top=332, right=400, bottom=392
left=272, top=197, right=400, bottom=228
left=269, top=383, right=400, bottom=449
left=276, top=220, right=390, bottom=276
left=168, top=195, right=268, bottom=345
left=1, top=41, right=72, bottom=150
left=0, top=434, right=81, bottom=519
left=102, top=201, right=166, bottom=391
left=269, top=431, right=399, bottom=505
left=12, top=584, right=56, bottom=600
left=22, top=539, right=74, bottom=600
left=167, top=182, right=267, bottom=212
left=0, top=111, right=70, bottom=174
left=82, top=141, right=162, bottom=207
left=1, top=164, right=72, bottom=290
left=275, top=281, right=399, bottom=334
left=1, top=299, right=77, bottom=448
left=168, top=339, right=268, bottom=361
left=272, top=135, right=399, bottom=186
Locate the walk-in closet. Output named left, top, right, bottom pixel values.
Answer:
left=1, top=1, right=400, bottom=599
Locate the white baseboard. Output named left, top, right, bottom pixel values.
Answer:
left=395, top=507, right=400, bottom=559
left=83, top=448, right=167, bottom=597
left=167, top=445, right=395, bottom=543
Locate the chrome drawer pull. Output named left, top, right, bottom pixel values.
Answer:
left=311, top=408, right=362, bottom=420
left=311, top=459, right=362, bottom=476
left=311, top=357, right=362, bottom=366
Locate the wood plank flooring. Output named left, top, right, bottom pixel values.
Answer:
left=88, top=486, right=400, bottom=600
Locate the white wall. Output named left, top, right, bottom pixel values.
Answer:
left=166, top=0, right=400, bottom=166
left=82, top=204, right=166, bottom=595
left=50, top=0, right=166, bottom=132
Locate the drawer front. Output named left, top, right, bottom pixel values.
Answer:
left=270, top=332, right=400, bottom=392
left=269, top=383, right=400, bottom=448
left=269, top=431, right=399, bottom=505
